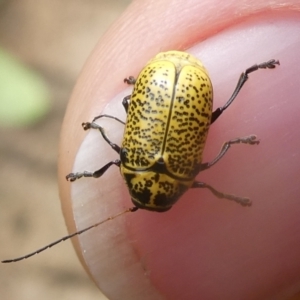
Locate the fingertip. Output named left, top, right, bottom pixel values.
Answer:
left=58, top=2, right=300, bottom=298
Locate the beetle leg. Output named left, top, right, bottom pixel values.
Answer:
left=211, top=59, right=280, bottom=124
left=124, top=76, right=136, bottom=85
left=191, top=181, right=251, bottom=206
left=91, top=114, right=125, bottom=125
left=66, top=159, right=121, bottom=182
left=122, top=76, right=135, bottom=112
left=199, top=135, right=259, bottom=171
left=82, top=122, right=121, bottom=154
left=122, top=95, right=131, bottom=113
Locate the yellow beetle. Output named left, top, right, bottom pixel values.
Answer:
left=67, top=51, right=279, bottom=211
left=2, top=51, right=279, bottom=262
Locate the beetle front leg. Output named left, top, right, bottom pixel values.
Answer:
left=122, top=76, right=135, bottom=112
left=91, top=114, right=125, bottom=125
left=124, top=76, right=136, bottom=85
left=199, top=135, right=259, bottom=172
left=66, top=159, right=121, bottom=182
left=191, top=181, right=251, bottom=206
left=82, top=122, right=121, bottom=154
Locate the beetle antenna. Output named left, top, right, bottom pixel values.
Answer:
left=2, top=206, right=138, bottom=263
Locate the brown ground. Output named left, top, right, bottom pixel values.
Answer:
left=0, top=1, right=130, bottom=299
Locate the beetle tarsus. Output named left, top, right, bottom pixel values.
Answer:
left=66, top=171, right=94, bottom=181
left=82, top=122, right=92, bottom=130
left=124, top=76, right=136, bottom=85
left=192, top=181, right=252, bottom=207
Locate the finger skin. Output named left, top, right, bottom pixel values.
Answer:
left=58, top=0, right=300, bottom=299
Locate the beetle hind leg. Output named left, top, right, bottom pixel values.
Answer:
left=191, top=181, right=251, bottom=206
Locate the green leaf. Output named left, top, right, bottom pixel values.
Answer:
left=0, top=48, right=50, bottom=127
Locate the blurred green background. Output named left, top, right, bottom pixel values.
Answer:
left=0, top=1, right=130, bottom=299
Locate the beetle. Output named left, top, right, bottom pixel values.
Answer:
left=2, top=51, right=279, bottom=262
left=66, top=51, right=279, bottom=211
